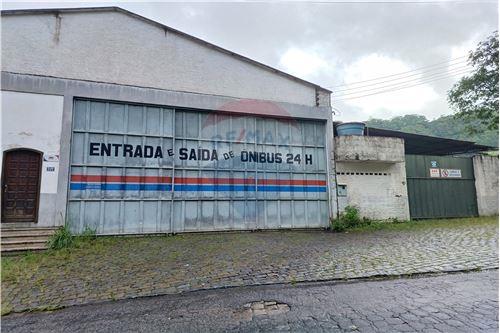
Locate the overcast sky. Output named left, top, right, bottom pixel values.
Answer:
left=3, top=1, right=498, bottom=121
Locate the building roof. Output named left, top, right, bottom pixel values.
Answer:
left=364, top=127, right=496, bottom=156
left=1, top=6, right=331, bottom=94
left=332, top=121, right=496, bottom=155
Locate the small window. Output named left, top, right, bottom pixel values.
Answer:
left=337, top=184, right=347, bottom=197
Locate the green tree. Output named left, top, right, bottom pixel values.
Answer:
left=365, top=114, right=498, bottom=147
left=448, top=31, right=499, bottom=133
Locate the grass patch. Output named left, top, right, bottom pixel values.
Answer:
left=348, top=216, right=498, bottom=233
left=1, top=304, right=13, bottom=316
left=330, top=208, right=497, bottom=233
left=2, top=216, right=496, bottom=286
left=1, top=232, right=183, bottom=285
left=2, top=251, right=43, bottom=284
left=1, top=235, right=123, bottom=285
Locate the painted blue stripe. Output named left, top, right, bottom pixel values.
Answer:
left=70, top=183, right=327, bottom=192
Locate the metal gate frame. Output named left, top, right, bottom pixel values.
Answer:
left=405, top=154, right=478, bottom=219
left=66, top=98, right=331, bottom=234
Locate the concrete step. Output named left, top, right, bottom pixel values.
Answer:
left=0, top=227, right=57, bottom=254
left=1, top=226, right=58, bottom=231
left=1, top=242, right=48, bottom=253
left=1, top=238, right=49, bottom=245
left=2, top=235, right=52, bottom=243
left=1, top=228, right=56, bottom=238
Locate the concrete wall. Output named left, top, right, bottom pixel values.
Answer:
left=1, top=91, right=65, bottom=226
left=335, top=161, right=410, bottom=221
left=473, top=155, right=499, bottom=216
left=334, top=135, right=409, bottom=220
left=1, top=10, right=326, bottom=107
left=335, top=136, right=405, bottom=163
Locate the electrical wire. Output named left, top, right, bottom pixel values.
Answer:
left=333, top=62, right=470, bottom=92
left=329, top=55, right=468, bottom=88
left=334, top=66, right=472, bottom=97
left=334, top=69, right=472, bottom=101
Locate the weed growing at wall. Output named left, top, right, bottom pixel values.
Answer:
left=47, top=225, right=74, bottom=250
left=80, top=226, right=97, bottom=242
left=330, top=206, right=372, bottom=232
left=48, top=225, right=99, bottom=250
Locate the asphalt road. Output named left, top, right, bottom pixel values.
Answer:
left=3, top=270, right=498, bottom=333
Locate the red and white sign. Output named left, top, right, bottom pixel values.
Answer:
left=429, top=168, right=440, bottom=178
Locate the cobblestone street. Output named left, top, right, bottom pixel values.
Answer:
left=2, top=217, right=498, bottom=313
left=3, top=270, right=498, bottom=332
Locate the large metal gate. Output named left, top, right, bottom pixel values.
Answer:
left=67, top=99, right=329, bottom=234
left=405, top=155, right=478, bottom=219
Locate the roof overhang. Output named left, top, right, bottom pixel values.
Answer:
left=333, top=123, right=497, bottom=156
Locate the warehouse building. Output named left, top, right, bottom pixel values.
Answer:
left=1, top=7, right=497, bottom=251
left=1, top=7, right=335, bottom=237
left=334, top=125, right=498, bottom=220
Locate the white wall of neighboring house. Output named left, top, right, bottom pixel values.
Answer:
left=473, top=155, right=499, bottom=216
left=1, top=91, right=65, bottom=225
left=335, top=161, right=410, bottom=221
left=334, top=135, right=410, bottom=221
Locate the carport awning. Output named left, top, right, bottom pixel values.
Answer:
left=364, top=127, right=496, bottom=156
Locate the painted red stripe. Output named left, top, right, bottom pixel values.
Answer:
left=71, top=175, right=172, bottom=183
left=174, top=177, right=255, bottom=185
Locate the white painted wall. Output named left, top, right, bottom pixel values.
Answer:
left=334, top=135, right=409, bottom=220
left=473, top=155, right=499, bottom=216
left=1, top=10, right=323, bottom=107
left=335, top=161, right=410, bottom=221
left=1, top=91, right=64, bottom=226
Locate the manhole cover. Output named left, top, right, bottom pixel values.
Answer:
left=241, top=300, right=290, bottom=319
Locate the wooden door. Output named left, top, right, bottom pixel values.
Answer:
left=1, top=149, right=42, bottom=222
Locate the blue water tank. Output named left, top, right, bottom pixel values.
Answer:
left=336, top=122, right=366, bottom=136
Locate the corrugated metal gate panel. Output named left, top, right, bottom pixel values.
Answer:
left=68, top=99, right=329, bottom=234
left=405, top=155, right=478, bottom=219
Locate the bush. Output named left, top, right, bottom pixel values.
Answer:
left=330, top=218, right=348, bottom=232
left=47, top=225, right=74, bottom=250
left=330, top=206, right=372, bottom=232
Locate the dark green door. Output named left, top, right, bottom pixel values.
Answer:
left=405, top=155, right=478, bottom=219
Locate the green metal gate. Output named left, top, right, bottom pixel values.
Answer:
left=405, top=155, right=478, bottom=219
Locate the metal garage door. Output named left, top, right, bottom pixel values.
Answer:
left=67, top=99, right=329, bottom=234
left=406, top=154, right=478, bottom=219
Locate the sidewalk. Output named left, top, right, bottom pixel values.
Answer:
left=2, top=217, right=498, bottom=314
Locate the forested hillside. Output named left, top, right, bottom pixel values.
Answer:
left=365, top=115, right=498, bottom=147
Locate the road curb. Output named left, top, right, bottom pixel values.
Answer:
left=3, top=266, right=498, bottom=316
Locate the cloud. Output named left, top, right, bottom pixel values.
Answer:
left=2, top=1, right=497, bottom=122
left=278, top=47, right=332, bottom=78
left=335, top=54, right=440, bottom=120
